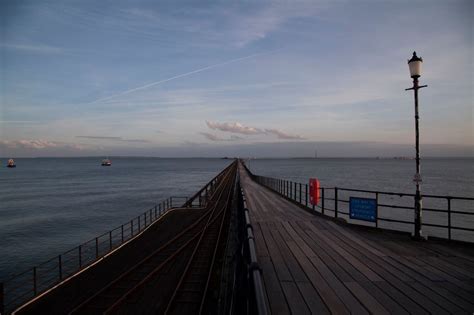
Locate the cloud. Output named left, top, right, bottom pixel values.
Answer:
left=0, top=139, right=84, bottom=150
left=200, top=132, right=243, bottom=142
left=264, top=129, right=305, bottom=140
left=75, top=136, right=149, bottom=143
left=76, top=136, right=122, bottom=140
left=205, top=121, right=304, bottom=140
left=206, top=121, right=263, bottom=135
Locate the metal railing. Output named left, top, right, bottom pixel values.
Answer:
left=0, top=160, right=237, bottom=314
left=243, top=165, right=474, bottom=243
left=237, top=182, right=268, bottom=315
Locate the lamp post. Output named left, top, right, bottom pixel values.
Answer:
left=406, top=51, right=427, bottom=240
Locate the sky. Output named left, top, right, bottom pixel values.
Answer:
left=0, top=0, right=472, bottom=157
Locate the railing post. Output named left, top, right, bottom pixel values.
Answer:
left=131, top=220, right=134, bottom=236
left=322, top=188, right=325, bottom=215
left=58, top=255, right=63, bottom=280
left=78, top=245, right=82, bottom=268
left=286, top=181, right=288, bottom=196
left=448, top=197, right=452, bottom=241
left=138, top=216, right=141, bottom=232
left=95, top=237, right=99, bottom=258
left=121, top=225, right=124, bottom=243
left=33, top=267, right=37, bottom=295
left=305, top=184, right=308, bottom=207
left=144, top=213, right=147, bottom=227
left=375, top=192, right=379, bottom=228
left=155, top=205, right=158, bottom=218
left=150, top=209, right=152, bottom=222
left=299, top=183, right=302, bottom=204
left=109, top=231, right=112, bottom=251
left=167, top=198, right=170, bottom=209
left=294, top=182, right=297, bottom=200
left=0, top=282, right=4, bottom=315
left=334, top=187, right=338, bottom=218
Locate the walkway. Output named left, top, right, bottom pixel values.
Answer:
left=239, top=164, right=474, bottom=314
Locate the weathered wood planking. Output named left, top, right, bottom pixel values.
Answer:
left=238, top=163, right=474, bottom=314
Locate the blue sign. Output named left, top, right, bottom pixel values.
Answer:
left=350, top=197, right=377, bottom=222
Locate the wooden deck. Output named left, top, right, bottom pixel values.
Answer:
left=239, top=164, right=474, bottom=314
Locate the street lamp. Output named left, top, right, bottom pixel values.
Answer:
left=406, top=51, right=427, bottom=240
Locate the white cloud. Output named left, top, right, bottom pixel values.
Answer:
left=0, top=139, right=85, bottom=150
left=199, top=132, right=243, bottom=142
left=264, top=128, right=305, bottom=140
left=206, top=121, right=263, bottom=135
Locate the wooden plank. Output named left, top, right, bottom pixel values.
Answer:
left=253, top=223, right=269, bottom=258
left=260, top=222, right=293, bottom=282
left=315, top=222, right=453, bottom=314
left=357, top=281, right=409, bottom=315
left=303, top=221, right=384, bottom=282
left=344, top=282, right=390, bottom=315
left=280, top=282, right=310, bottom=315
left=282, top=240, right=353, bottom=315
left=259, top=256, right=290, bottom=315
left=270, top=224, right=309, bottom=283
left=325, top=221, right=386, bottom=257
left=295, top=282, right=330, bottom=315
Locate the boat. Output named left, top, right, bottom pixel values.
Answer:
left=7, top=158, right=16, bottom=168
left=101, top=158, right=112, bottom=166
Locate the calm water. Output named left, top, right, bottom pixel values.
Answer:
left=1, top=157, right=473, bottom=281
left=0, top=158, right=231, bottom=281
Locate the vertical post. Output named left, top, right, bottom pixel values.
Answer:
left=150, top=209, right=152, bottom=221
left=95, top=237, right=99, bottom=258
left=447, top=197, right=451, bottom=241
left=131, top=220, right=134, bottom=236
left=33, top=267, right=37, bottom=295
left=159, top=203, right=162, bottom=214
left=286, top=181, right=289, bottom=197
left=58, top=255, right=63, bottom=280
left=144, top=213, right=147, bottom=227
left=121, top=224, right=124, bottom=243
left=138, top=216, right=141, bottom=232
left=0, top=282, right=4, bottom=315
left=322, top=188, right=325, bottom=215
left=78, top=245, right=82, bottom=268
left=305, top=184, right=308, bottom=207
left=109, top=231, right=112, bottom=251
left=167, top=198, right=170, bottom=209
left=375, top=192, right=379, bottom=228
left=335, top=187, right=338, bottom=218
left=299, top=183, right=302, bottom=204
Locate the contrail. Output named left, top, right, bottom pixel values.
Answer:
left=88, top=49, right=281, bottom=104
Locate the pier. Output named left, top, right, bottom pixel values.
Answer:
left=2, top=160, right=474, bottom=314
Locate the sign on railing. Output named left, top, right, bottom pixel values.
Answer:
left=349, top=197, right=377, bottom=222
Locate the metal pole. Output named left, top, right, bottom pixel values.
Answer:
left=95, top=237, right=99, bottom=258
left=322, top=187, right=325, bottom=215
left=59, top=255, right=63, bottom=280
left=407, top=75, right=427, bottom=240
left=448, top=198, right=452, bottom=241
left=33, top=267, right=37, bottom=295
left=335, top=187, right=338, bottom=218
left=375, top=192, right=379, bottom=228
left=305, top=184, right=308, bottom=207
left=299, top=183, right=302, bottom=204
left=109, top=231, right=112, bottom=251
left=79, top=245, right=82, bottom=268
left=121, top=224, right=124, bottom=243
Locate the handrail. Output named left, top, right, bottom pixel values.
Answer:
left=241, top=162, right=474, bottom=244
left=238, top=185, right=268, bottom=315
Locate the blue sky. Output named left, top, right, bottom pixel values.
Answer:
left=0, top=0, right=472, bottom=157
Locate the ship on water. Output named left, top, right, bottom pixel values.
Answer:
left=101, top=158, right=112, bottom=166
left=7, top=158, right=16, bottom=168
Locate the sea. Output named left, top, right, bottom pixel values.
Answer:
left=1, top=157, right=473, bottom=282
